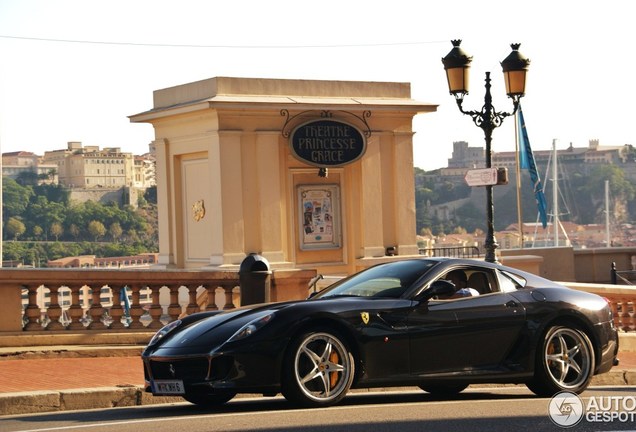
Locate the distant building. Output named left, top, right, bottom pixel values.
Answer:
left=447, top=141, right=485, bottom=168
left=441, top=139, right=635, bottom=179
left=439, top=141, right=485, bottom=177
left=42, top=141, right=135, bottom=189
left=492, top=140, right=632, bottom=173
left=2, top=151, right=58, bottom=184
left=133, top=154, right=156, bottom=189
left=47, top=253, right=159, bottom=268
left=503, top=221, right=636, bottom=249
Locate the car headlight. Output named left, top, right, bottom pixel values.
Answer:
left=148, top=319, right=182, bottom=346
left=227, top=313, right=274, bottom=343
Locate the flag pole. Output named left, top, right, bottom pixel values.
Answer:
left=515, top=109, right=523, bottom=248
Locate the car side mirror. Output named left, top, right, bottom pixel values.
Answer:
left=417, top=280, right=456, bottom=302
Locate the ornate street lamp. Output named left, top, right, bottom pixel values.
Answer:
left=442, top=40, right=530, bottom=263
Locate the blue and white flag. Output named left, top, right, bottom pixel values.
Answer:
left=120, top=285, right=131, bottom=318
left=517, top=105, right=548, bottom=228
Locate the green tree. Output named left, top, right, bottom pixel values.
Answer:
left=15, top=170, right=39, bottom=186
left=420, top=227, right=433, bottom=236
left=28, top=196, right=66, bottom=240
left=32, top=183, right=70, bottom=206
left=6, top=217, right=26, bottom=240
left=2, top=178, right=33, bottom=218
left=144, top=186, right=157, bottom=205
left=568, top=164, right=636, bottom=224
left=2, top=241, right=29, bottom=261
left=32, top=225, right=44, bottom=239
left=50, top=222, right=64, bottom=241
left=109, top=222, right=123, bottom=241
left=69, top=223, right=81, bottom=240
left=87, top=220, right=106, bottom=241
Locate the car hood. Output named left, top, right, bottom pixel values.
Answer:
left=147, top=301, right=301, bottom=355
left=145, top=296, right=413, bottom=357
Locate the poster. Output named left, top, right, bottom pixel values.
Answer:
left=298, top=185, right=340, bottom=250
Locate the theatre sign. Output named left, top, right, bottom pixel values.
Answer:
left=290, top=119, right=366, bottom=167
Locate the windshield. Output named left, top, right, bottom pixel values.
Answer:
left=314, top=260, right=438, bottom=299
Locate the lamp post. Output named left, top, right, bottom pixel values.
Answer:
left=442, top=40, right=530, bottom=263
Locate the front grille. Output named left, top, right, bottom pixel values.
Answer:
left=148, top=358, right=210, bottom=381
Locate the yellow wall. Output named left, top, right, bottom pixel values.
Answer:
left=130, top=77, right=436, bottom=276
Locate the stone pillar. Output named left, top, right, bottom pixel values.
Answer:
left=359, top=135, right=385, bottom=258
left=153, top=138, right=175, bottom=268
left=214, top=131, right=246, bottom=267
left=394, top=131, right=419, bottom=256
left=255, top=132, right=286, bottom=264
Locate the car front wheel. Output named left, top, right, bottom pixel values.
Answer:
left=282, top=330, right=354, bottom=407
left=527, top=325, right=595, bottom=396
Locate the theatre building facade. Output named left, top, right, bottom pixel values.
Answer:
left=130, top=77, right=436, bottom=276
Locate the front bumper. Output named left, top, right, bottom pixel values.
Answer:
left=143, top=339, right=286, bottom=395
left=595, top=320, right=619, bottom=375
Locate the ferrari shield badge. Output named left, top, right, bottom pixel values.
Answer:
left=360, top=312, right=370, bottom=325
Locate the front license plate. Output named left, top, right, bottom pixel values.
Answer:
left=152, top=380, right=185, bottom=395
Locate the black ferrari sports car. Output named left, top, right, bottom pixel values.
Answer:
left=142, top=258, right=619, bottom=407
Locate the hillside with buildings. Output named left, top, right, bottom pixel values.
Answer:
left=3, top=138, right=636, bottom=265
left=416, top=139, right=636, bottom=251
left=3, top=141, right=155, bottom=207
left=2, top=142, right=158, bottom=267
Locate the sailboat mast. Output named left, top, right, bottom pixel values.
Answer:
left=606, top=179, right=610, bottom=247
left=552, top=139, right=559, bottom=247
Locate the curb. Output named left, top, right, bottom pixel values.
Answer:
left=2, top=370, right=635, bottom=416
left=0, top=386, right=182, bottom=416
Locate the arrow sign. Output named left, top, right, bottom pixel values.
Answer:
left=464, top=168, right=498, bottom=187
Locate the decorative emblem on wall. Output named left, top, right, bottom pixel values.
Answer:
left=192, top=200, right=206, bottom=222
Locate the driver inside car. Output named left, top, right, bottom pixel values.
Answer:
left=445, top=270, right=480, bottom=298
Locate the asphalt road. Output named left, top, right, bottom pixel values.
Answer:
left=2, top=386, right=636, bottom=432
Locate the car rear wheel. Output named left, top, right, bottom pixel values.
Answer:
left=527, top=325, right=595, bottom=396
left=183, top=391, right=236, bottom=407
left=282, top=330, right=354, bottom=407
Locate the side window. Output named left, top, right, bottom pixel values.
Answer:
left=435, top=267, right=497, bottom=299
left=464, top=269, right=495, bottom=294
left=497, top=270, right=525, bottom=292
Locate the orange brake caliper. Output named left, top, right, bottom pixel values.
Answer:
left=329, top=351, right=340, bottom=389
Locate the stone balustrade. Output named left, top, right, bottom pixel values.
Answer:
left=0, top=268, right=315, bottom=347
left=565, top=282, right=636, bottom=332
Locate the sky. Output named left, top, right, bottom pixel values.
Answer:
left=1, top=0, right=635, bottom=171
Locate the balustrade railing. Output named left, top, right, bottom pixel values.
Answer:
left=563, top=282, right=636, bottom=332
left=7, top=269, right=241, bottom=333
left=604, top=294, right=635, bottom=332
left=0, top=268, right=315, bottom=341
left=419, top=246, right=482, bottom=259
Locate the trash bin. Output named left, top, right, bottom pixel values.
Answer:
left=239, top=253, right=272, bottom=305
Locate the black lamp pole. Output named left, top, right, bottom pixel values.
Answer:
left=442, top=40, right=530, bottom=263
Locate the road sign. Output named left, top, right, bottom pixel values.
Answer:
left=464, top=168, right=498, bottom=187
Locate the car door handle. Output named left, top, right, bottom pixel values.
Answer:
left=505, top=300, right=519, bottom=308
